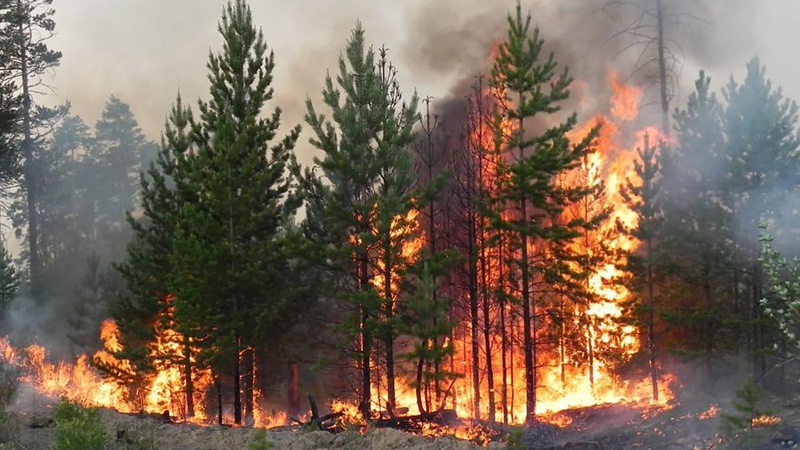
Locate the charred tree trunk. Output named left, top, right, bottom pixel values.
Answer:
left=243, top=346, right=254, bottom=425
left=481, top=268, right=495, bottom=423
left=469, top=238, right=481, bottom=420
left=183, top=335, right=195, bottom=417
left=516, top=107, right=536, bottom=424
left=500, top=282, right=508, bottom=425
left=288, top=361, right=300, bottom=417
left=383, top=263, right=397, bottom=417
left=647, top=237, right=659, bottom=402
left=655, top=0, right=670, bottom=135
left=464, top=149, right=481, bottom=420
left=416, top=356, right=426, bottom=414
left=233, top=336, right=242, bottom=425
left=359, top=248, right=372, bottom=420
left=420, top=98, right=443, bottom=403
left=215, top=372, right=223, bottom=426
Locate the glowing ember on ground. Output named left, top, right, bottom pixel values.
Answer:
left=698, top=404, right=718, bottom=420
left=752, top=414, right=781, bottom=427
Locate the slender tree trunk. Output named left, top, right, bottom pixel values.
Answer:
left=183, top=335, right=195, bottom=417
left=465, top=162, right=481, bottom=420
left=656, top=0, right=670, bottom=135
left=422, top=99, right=442, bottom=403
left=481, top=267, right=495, bottom=423
left=19, top=19, right=39, bottom=297
left=516, top=106, right=536, bottom=424
left=359, top=249, right=372, bottom=420
left=288, top=361, right=300, bottom=417
left=416, top=356, right=426, bottom=414
left=500, top=306, right=508, bottom=424
left=243, top=346, right=254, bottom=426
left=383, top=258, right=397, bottom=416
left=647, top=237, right=659, bottom=402
left=233, top=335, right=242, bottom=425
left=215, top=372, right=223, bottom=425
left=227, top=159, right=242, bottom=425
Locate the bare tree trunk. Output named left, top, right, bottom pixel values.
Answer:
left=288, top=361, right=300, bottom=417
left=243, top=346, right=254, bottom=426
left=233, top=336, right=242, bottom=425
left=656, top=0, right=670, bottom=135
left=183, top=335, right=195, bottom=417
left=383, top=259, right=397, bottom=416
left=647, top=237, right=659, bottom=402
left=359, top=249, right=372, bottom=420
left=215, top=372, right=223, bottom=425
left=18, top=17, right=40, bottom=297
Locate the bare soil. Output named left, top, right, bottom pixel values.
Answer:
left=1, top=392, right=798, bottom=449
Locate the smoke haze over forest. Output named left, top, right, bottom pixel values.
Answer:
left=51, top=0, right=797, bottom=157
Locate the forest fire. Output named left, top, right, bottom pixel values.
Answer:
left=0, top=70, right=677, bottom=435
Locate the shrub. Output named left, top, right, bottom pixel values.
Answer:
left=52, top=398, right=108, bottom=450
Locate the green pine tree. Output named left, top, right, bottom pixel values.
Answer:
left=0, top=240, right=19, bottom=311
left=303, top=22, right=419, bottom=419
left=489, top=2, right=597, bottom=423
left=657, top=72, right=736, bottom=386
left=110, top=95, right=195, bottom=415
left=722, top=58, right=800, bottom=381
left=169, top=0, right=302, bottom=425
left=0, top=0, right=63, bottom=296
left=621, top=134, right=663, bottom=401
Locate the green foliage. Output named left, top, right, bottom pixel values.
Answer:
left=0, top=241, right=18, bottom=311
left=52, top=398, right=108, bottom=450
left=488, top=2, right=598, bottom=421
left=503, top=426, right=525, bottom=449
left=302, top=20, right=419, bottom=417
left=247, top=429, right=274, bottom=450
left=720, top=377, right=776, bottom=448
left=759, top=224, right=800, bottom=355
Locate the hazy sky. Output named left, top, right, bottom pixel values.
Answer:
left=49, top=0, right=800, bottom=160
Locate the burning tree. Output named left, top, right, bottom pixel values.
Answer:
left=302, top=22, right=422, bottom=419
left=112, top=0, right=303, bottom=425
left=488, top=3, right=599, bottom=424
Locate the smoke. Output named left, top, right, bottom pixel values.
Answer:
left=1, top=295, right=73, bottom=357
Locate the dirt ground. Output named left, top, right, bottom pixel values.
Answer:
left=0, top=408, right=504, bottom=450
left=1, top=391, right=798, bottom=449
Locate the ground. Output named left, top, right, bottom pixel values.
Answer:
left=0, top=391, right=798, bottom=449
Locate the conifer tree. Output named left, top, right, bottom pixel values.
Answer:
left=722, top=58, right=800, bottom=381
left=622, top=135, right=663, bottom=401
left=658, top=72, right=734, bottom=385
left=0, top=0, right=63, bottom=295
left=0, top=240, right=19, bottom=311
left=112, top=95, right=195, bottom=415
left=303, top=22, right=418, bottom=419
left=490, top=3, right=597, bottom=423
left=169, top=0, right=301, bottom=424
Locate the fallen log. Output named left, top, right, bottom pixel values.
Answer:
left=373, top=409, right=460, bottom=432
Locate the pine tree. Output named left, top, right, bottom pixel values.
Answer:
left=169, top=0, right=302, bottom=425
left=0, top=240, right=19, bottom=311
left=722, top=58, right=800, bottom=381
left=0, top=0, right=63, bottom=296
left=89, top=96, right=156, bottom=260
left=658, top=72, right=735, bottom=385
left=111, top=95, right=194, bottom=415
left=303, top=22, right=419, bottom=419
left=490, top=3, right=597, bottom=423
left=622, top=135, right=663, bottom=401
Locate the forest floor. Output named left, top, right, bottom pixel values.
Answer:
left=0, top=390, right=798, bottom=449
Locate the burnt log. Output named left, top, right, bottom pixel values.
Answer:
left=373, top=409, right=459, bottom=432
